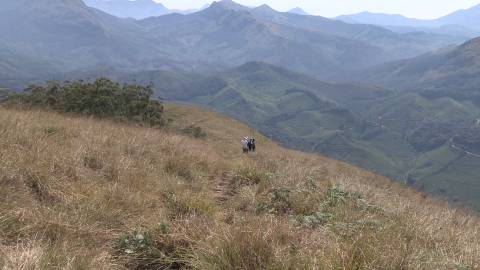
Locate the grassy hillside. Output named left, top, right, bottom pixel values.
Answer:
left=0, top=105, right=478, bottom=269
left=222, top=64, right=411, bottom=180
left=345, top=36, right=480, bottom=209
left=360, top=93, right=480, bottom=208
left=135, top=62, right=480, bottom=210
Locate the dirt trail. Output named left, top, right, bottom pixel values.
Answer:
left=212, top=173, right=233, bottom=204
left=451, top=144, right=480, bottom=158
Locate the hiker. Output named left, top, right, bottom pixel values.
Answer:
left=241, top=137, right=249, bottom=153
left=249, top=138, right=256, bottom=152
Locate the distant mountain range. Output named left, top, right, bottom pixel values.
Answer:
left=337, top=12, right=427, bottom=27
left=84, top=0, right=310, bottom=18
left=83, top=0, right=170, bottom=19
left=336, top=4, right=480, bottom=38
left=0, top=0, right=466, bottom=90
left=82, top=0, right=208, bottom=19
left=0, top=0, right=170, bottom=88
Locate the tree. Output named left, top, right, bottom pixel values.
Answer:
left=6, top=78, right=165, bottom=127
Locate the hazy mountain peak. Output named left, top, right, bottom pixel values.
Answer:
left=255, top=4, right=274, bottom=11
left=288, top=7, right=310, bottom=16
left=210, top=0, right=248, bottom=11
left=436, top=3, right=480, bottom=30
left=337, top=3, right=480, bottom=33
left=336, top=11, right=418, bottom=26
left=253, top=4, right=278, bottom=16
left=83, top=0, right=169, bottom=19
left=170, top=3, right=210, bottom=15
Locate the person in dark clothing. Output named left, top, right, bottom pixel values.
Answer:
left=249, top=138, right=256, bottom=152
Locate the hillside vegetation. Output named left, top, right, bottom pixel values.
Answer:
left=127, top=61, right=480, bottom=211
left=0, top=104, right=478, bottom=269
left=7, top=78, right=165, bottom=127
left=354, top=37, right=480, bottom=94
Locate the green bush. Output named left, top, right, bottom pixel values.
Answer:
left=6, top=78, right=164, bottom=127
left=322, top=186, right=351, bottom=208
left=232, top=166, right=274, bottom=188
left=292, top=212, right=333, bottom=228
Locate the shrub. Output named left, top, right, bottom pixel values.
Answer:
left=83, top=151, right=104, bottom=171
left=6, top=79, right=164, bottom=127
left=180, top=125, right=207, bottom=139
left=256, top=184, right=380, bottom=229
left=42, top=126, right=63, bottom=137
left=231, top=166, right=274, bottom=188
left=162, top=192, right=216, bottom=219
left=164, top=157, right=194, bottom=181
left=255, top=178, right=323, bottom=216
left=269, top=187, right=292, bottom=214
left=292, top=212, right=333, bottom=228
left=23, top=171, right=56, bottom=203
left=322, top=186, right=351, bottom=208
left=195, top=228, right=276, bottom=270
left=114, top=225, right=191, bottom=270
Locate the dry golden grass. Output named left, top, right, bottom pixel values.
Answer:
left=0, top=104, right=478, bottom=270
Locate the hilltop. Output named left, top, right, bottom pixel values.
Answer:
left=288, top=7, right=310, bottom=16
left=0, top=104, right=478, bottom=269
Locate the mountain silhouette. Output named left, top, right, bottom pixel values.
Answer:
left=83, top=0, right=170, bottom=19
left=288, top=7, right=310, bottom=16
left=337, top=4, right=480, bottom=37
left=0, top=0, right=466, bottom=89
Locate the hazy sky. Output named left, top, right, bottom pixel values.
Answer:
left=159, top=0, right=480, bottom=19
